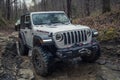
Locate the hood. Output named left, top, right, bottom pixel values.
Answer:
left=33, top=24, right=90, bottom=33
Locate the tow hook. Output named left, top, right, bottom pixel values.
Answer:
left=79, top=48, right=91, bottom=56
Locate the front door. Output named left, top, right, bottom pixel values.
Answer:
left=21, top=15, right=33, bottom=48
left=24, top=27, right=33, bottom=48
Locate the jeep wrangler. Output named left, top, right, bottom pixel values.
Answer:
left=17, top=11, right=101, bottom=76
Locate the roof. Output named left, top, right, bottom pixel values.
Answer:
left=21, top=13, right=30, bottom=16
left=21, top=11, right=65, bottom=16
left=30, top=11, right=65, bottom=14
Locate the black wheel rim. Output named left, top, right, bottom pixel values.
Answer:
left=33, top=50, right=44, bottom=71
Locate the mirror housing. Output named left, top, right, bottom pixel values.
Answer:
left=25, top=22, right=31, bottom=29
left=15, top=24, right=20, bottom=31
left=92, top=29, right=99, bottom=37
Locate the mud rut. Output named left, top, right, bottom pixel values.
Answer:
left=0, top=32, right=120, bottom=80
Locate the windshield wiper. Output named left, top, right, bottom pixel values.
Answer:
left=50, top=21, right=70, bottom=25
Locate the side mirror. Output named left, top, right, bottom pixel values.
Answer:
left=15, top=24, right=20, bottom=31
left=25, top=22, right=31, bottom=29
left=92, top=29, right=98, bottom=37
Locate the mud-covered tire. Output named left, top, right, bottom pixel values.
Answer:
left=18, top=38, right=29, bottom=56
left=32, top=47, right=54, bottom=77
left=81, top=49, right=101, bottom=63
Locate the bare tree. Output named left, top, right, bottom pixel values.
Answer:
left=6, top=0, right=11, bottom=20
left=41, top=0, right=47, bottom=11
left=0, top=0, right=119, bottom=21
left=84, top=0, right=90, bottom=16
left=32, top=0, right=39, bottom=11
left=102, top=0, right=111, bottom=13
left=22, top=0, right=28, bottom=14
left=15, top=1, right=18, bottom=19
left=67, top=0, right=72, bottom=18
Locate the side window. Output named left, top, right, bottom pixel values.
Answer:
left=20, top=15, right=30, bottom=29
left=25, top=16, right=30, bottom=24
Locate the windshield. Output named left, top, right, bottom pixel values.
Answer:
left=32, top=13, right=70, bottom=25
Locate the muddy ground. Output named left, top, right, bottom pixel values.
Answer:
left=0, top=32, right=120, bottom=80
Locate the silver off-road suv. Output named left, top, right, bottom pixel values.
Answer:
left=16, top=11, right=101, bottom=76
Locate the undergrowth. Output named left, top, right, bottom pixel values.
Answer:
left=73, top=10, right=120, bottom=41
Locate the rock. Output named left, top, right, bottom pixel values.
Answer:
left=0, top=37, right=9, bottom=42
left=18, top=78, right=35, bottom=80
left=0, top=58, right=4, bottom=74
left=105, top=46, right=114, bottom=50
left=0, top=67, right=4, bottom=74
left=0, top=33, right=3, bottom=36
left=9, top=32, right=18, bottom=39
left=117, top=45, right=120, bottom=48
left=0, top=73, right=16, bottom=80
left=96, top=66, right=120, bottom=80
left=17, top=78, right=28, bottom=80
left=97, top=59, right=106, bottom=65
left=18, top=69, right=34, bottom=80
left=20, top=58, right=31, bottom=69
left=105, top=63, right=120, bottom=71
left=116, top=50, right=120, bottom=55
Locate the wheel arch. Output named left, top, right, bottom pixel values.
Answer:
left=19, top=32, right=26, bottom=45
left=33, top=35, right=43, bottom=47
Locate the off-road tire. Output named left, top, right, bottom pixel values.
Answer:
left=32, top=47, right=54, bottom=77
left=81, top=49, right=101, bottom=63
left=18, top=38, right=29, bottom=56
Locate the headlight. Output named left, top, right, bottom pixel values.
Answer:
left=87, top=30, right=91, bottom=37
left=56, top=33, right=63, bottom=41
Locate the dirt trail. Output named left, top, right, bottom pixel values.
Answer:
left=0, top=32, right=120, bottom=80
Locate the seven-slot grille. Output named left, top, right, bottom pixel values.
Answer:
left=63, top=30, right=88, bottom=45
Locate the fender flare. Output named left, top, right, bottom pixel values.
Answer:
left=33, top=36, right=43, bottom=47
left=19, top=32, right=26, bottom=45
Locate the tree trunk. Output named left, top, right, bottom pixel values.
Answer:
left=102, top=0, right=111, bottom=13
left=67, top=0, right=72, bottom=18
left=15, top=3, right=18, bottom=19
left=84, top=0, right=90, bottom=16
left=6, top=0, right=11, bottom=20
left=22, top=0, right=28, bottom=14
left=43, top=0, right=46, bottom=11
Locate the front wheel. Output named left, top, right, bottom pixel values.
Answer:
left=32, top=47, right=54, bottom=77
left=81, top=48, right=101, bottom=63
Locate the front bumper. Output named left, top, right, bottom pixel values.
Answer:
left=56, top=42, right=100, bottom=59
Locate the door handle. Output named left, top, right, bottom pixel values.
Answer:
left=24, top=31, right=27, bottom=33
